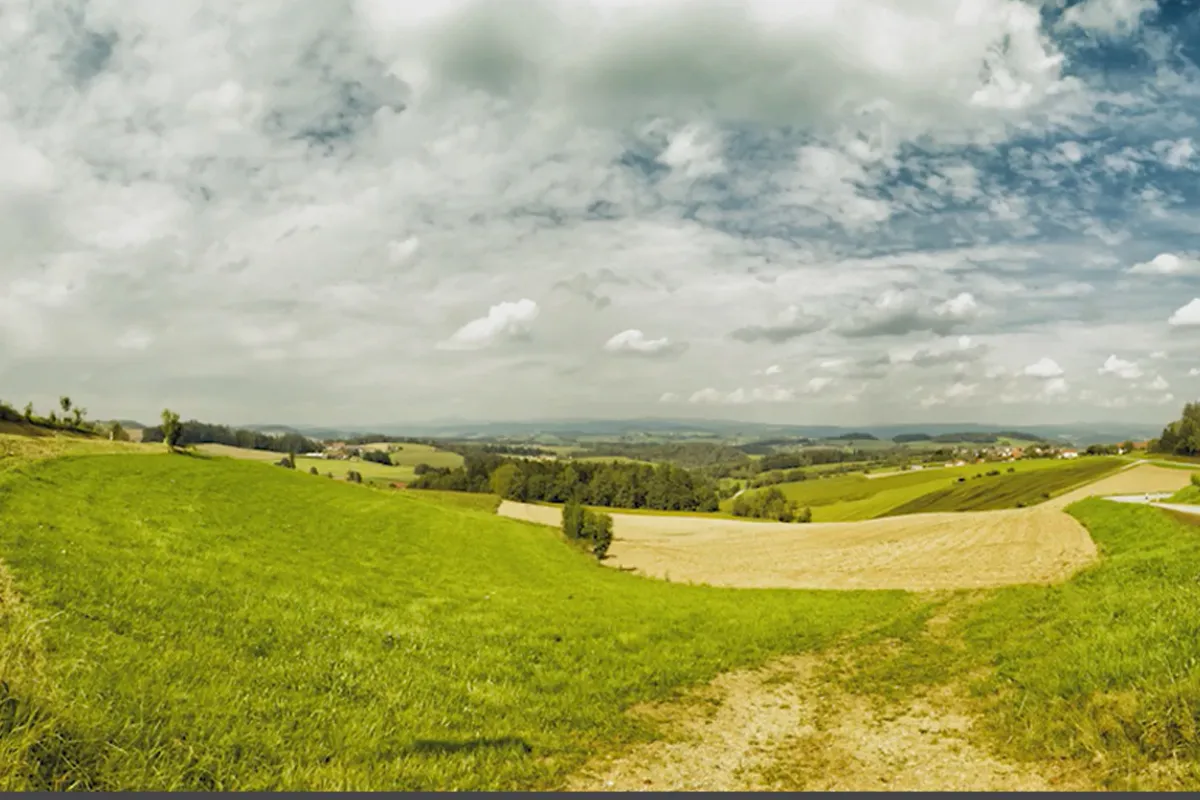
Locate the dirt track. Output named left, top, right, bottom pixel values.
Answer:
left=498, top=464, right=1193, bottom=592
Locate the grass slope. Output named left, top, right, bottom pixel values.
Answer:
left=0, top=454, right=918, bottom=791
left=882, top=457, right=1122, bottom=516
left=846, top=500, right=1200, bottom=789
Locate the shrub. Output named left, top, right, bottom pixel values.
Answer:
left=347, top=471, right=363, bottom=484
left=1192, top=472, right=1200, bottom=488
left=1007, top=467, right=1016, bottom=473
left=309, top=467, right=319, bottom=476
left=362, top=450, right=392, bottom=466
left=583, top=511, right=614, bottom=559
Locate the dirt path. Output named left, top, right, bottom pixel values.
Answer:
left=498, top=464, right=1194, bottom=592
left=566, top=651, right=1084, bottom=792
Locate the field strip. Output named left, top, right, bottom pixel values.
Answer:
left=497, top=464, right=1194, bottom=591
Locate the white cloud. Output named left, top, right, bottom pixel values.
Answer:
left=1060, top=0, right=1157, bottom=36
left=438, top=299, right=539, bottom=350
left=603, top=329, right=685, bottom=357
left=0, top=0, right=1191, bottom=427
left=1168, top=299, right=1200, bottom=327
left=1042, top=376, right=1070, bottom=397
left=1023, top=357, right=1064, bottom=379
left=1128, top=253, right=1200, bottom=275
left=1147, top=375, right=1170, bottom=391
left=1154, top=138, right=1195, bottom=169
left=687, top=385, right=795, bottom=405
left=1189, top=368, right=1200, bottom=377
left=1150, top=350, right=1167, bottom=360
left=762, top=364, right=782, bottom=376
left=1098, top=354, right=1143, bottom=380
left=658, top=392, right=680, bottom=403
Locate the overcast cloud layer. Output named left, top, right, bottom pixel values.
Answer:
left=2, top=0, right=1200, bottom=427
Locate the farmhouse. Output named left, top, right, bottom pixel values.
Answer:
left=1058, top=449, right=1079, bottom=459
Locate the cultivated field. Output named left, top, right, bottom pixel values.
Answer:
left=498, top=463, right=1195, bottom=592
left=194, top=441, right=463, bottom=484
left=731, top=457, right=1120, bottom=521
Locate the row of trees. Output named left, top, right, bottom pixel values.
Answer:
left=0, top=396, right=96, bottom=433
left=411, top=453, right=721, bottom=512
left=141, top=419, right=321, bottom=455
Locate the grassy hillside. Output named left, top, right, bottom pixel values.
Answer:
left=845, top=500, right=1200, bottom=789
left=882, top=458, right=1123, bottom=516
left=1169, top=484, right=1200, bottom=504
left=0, top=454, right=919, bottom=791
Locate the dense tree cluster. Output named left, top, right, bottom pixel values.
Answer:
left=360, top=449, right=392, bottom=465
left=1150, top=403, right=1200, bottom=457
left=412, top=453, right=720, bottom=512
left=141, top=419, right=322, bottom=454
left=731, top=487, right=812, bottom=523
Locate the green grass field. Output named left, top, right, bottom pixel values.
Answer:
left=1169, top=484, right=1200, bottom=504
left=882, top=458, right=1124, bottom=516
left=730, top=458, right=1114, bottom=522
left=839, top=500, right=1200, bottom=789
left=0, top=453, right=920, bottom=791
left=195, top=443, right=462, bottom=486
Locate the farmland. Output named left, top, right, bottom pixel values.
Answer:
left=195, top=442, right=463, bottom=485
left=728, top=457, right=1121, bottom=522
left=2, top=425, right=1199, bottom=790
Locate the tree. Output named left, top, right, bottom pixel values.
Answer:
left=489, top=463, right=518, bottom=497
left=71, top=407, right=85, bottom=428
left=161, top=409, right=183, bottom=452
left=562, top=498, right=584, bottom=540
left=583, top=510, right=614, bottom=559
left=22, top=403, right=33, bottom=422
left=59, top=396, right=71, bottom=415
left=109, top=421, right=130, bottom=442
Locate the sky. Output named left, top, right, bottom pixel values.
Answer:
left=1, top=0, right=1199, bottom=428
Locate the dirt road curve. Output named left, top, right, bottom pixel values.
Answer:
left=497, top=464, right=1193, bottom=592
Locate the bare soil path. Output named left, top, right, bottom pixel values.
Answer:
left=565, top=649, right=1087, bottom=792
left=498, top=464, right=1193, bottom=592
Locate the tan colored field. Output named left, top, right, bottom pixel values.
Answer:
left=498, top=463, right=1195, bottom=592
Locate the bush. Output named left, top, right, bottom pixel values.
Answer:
left=275, top=455, right=296, bottom=470
left=309, top=467, right=319, bottom=476
left=1007, top=467, right=1016, bottom=473
left=1192, top=472, right=1200, bottom=488
left=362, top=450, right=392, bottom=466
left=561, top=499, right=614, bottom=559
left=347, top=471, right=364, bottom=484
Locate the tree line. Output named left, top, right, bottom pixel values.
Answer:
left=1149, top=402, right=1200, bottom=457
left=411, top=453, right=721, bottom=512
left=141, top=419, right=322, bottom=455
left=731, top=486, right=812, bottom=523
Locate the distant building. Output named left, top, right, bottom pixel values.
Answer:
left=1059, top=449, right=1079, bottom=459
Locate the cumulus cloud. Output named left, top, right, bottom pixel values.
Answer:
left=1169, top=299, right=1200, bottom=326
left=729, top=306, right=826, bottom=344
left=0, top=0, right=1195, bottom=426
left=603, top=329, right=687, bottom=358
left=1023, top=357, right=1064, bottom=379
left=438, top=299, right=539, bottom=350
left=1059, top=0, right=1157, bottom=36
left=1128, top=253, right=1200, bottom=275
left=840, top=290, right=982, bottom=339
left=1147, top=375, right=1170, bottom=391
left=1098, top=355, right=1143, bottom=379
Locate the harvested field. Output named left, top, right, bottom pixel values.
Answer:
left=498, top=464, right=1194, bottom=592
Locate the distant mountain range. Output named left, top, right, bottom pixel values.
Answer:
left=236, top=417, right=1163, bottom=447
